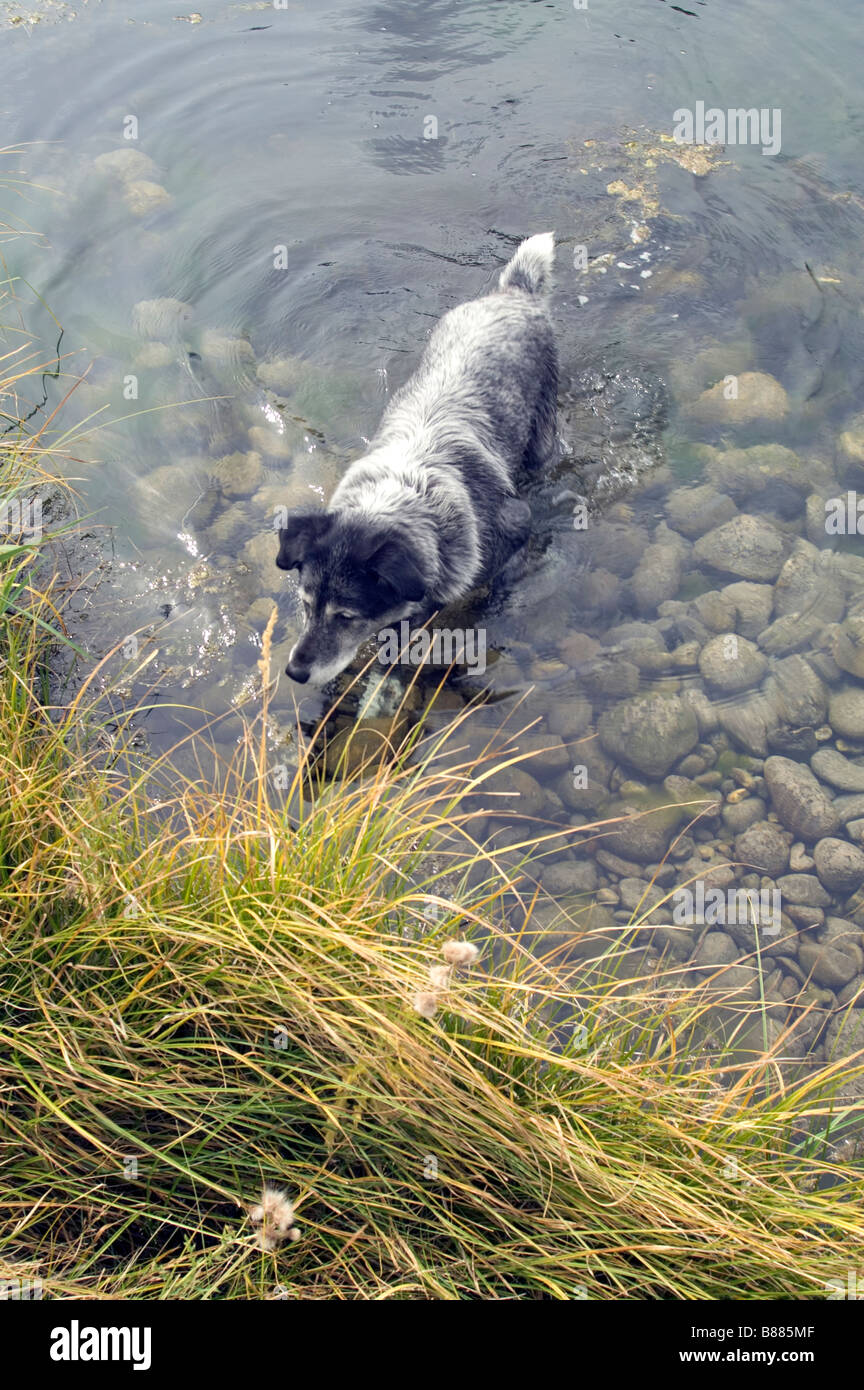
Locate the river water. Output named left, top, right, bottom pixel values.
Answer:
left=4, top=0, right=864, bottom=1075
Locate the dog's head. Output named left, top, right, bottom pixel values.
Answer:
left=276, top=509, right=427, bottom=684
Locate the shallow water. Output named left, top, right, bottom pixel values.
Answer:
left=4, top=0, right=864, bottom=1076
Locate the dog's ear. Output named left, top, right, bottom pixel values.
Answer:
left=276, top=511, right=331, bottom=571
left=366, top=538, right=426, bottom=604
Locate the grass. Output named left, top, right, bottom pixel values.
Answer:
left=2, top=311, right=864, bottom=1302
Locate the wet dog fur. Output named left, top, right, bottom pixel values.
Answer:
left=275, top=232, right=558, bottom=684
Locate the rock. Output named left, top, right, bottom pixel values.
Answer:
left=811, top=748, right=864, bottom=794
left=632, top=544, right=682, bottom=615
left=545, top=695, right=593, bottom=740
left=699, top=633, right=767, bottom=694
left=94, top=148, right=160, bottom=182
left=705, top=442, right=816, bottom=501
left=690, top=931, right=758, bottom=996
left=200, top=330, right=255, bottom=364
left=665, top=484, right=737, bottom=540
left=211, top=451, right=264, bottom=499
left=834, top=794, right=864, bottom=824
left=767, top=655, right=829, bottom=729
left=813, top=838, right=864, bottom=893
left=773, top=541, right=845, bottom=621
left=479, top=765, right=546, bottom=818
left=540, top=860, right=598, bottom=895
left=132, top=297, right=193, bottom=340
left=241, top=530, right=279, bottom=581
left=602, top=800, right=683, bottom=863
left=598, top=693, right=699, bottom=778
left=722, top=795, right=766, bottom=835
left=558, top=632, right=602, bottom=667
left=829, top=687, right=864, bottom=740
left=789, top=843, right=815, bottom=872
left=838, top=414, right=864, bottom=467
left=776, top=874, right=832, bottom=908
left=764, top=755, right=841, bottom=840
left=717, top=689, right=778, bottom=757
left=721, top=581, right=774, bottom=638
left=799, top=920, right=864, bottom=989
left=694, top=515, right=786, bottom=583
left=692, top=590, right=737, bottom=633
left=578, top=656, right=640, bottom=701
left=824, top=1008, right=864, bottom=1096
left=509, top=733, right=570, bottom=778
left=617, top=878, right=667, bottom=914
left=555, top=741, right=613, bottom=814
left=833, top=614, right=864, bottom=680
left=123, top=181, right=172, bottom=216
left=683, top=372, right=789, bottom=428
left=734, top=821, right=790, bottom=877
left=134, top=341, right=175, bottom=368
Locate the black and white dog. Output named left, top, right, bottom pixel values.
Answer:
left=276, top=232, right=558, bottom=684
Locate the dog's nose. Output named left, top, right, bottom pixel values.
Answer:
left=286, top=658, right=310, bottom=684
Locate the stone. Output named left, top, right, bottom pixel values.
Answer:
left=211, top=451, right=264, bottom=499
left=810, top=748, right=864, bottom=794
left=123, top=180, right=172, bottom=216
left=665, top=484, right=737, bottom=540
left=94, top=148, right=160, bottom=182
left=699, top=633, right=767, bottom=694
left=694, top=515, right=786, bottom=583
left=824, top=1009, right=864, bottom=1097
left=733, top=822, right=790, bottom=877
left=683, top=372, right=789, bottom=428
left=705, top=442, right=815, bottom=501
left=132, top=297, right=193, bottom=340
left=763, top=756, right=841, bottom=840
left=721, top=581, right=774, bottom=638
left=799, top=921, right=864, bottom=989
left=540, top=860, right=598, bottom=895
left=631, top=544, right=682, bottom=615
left=813, top=838, right=864, bottom=894
left=721, top=796, right=766, bottom=835
left=776, top=874, right=832, bottom=908
left=829, top=687, right=864, bottom=740
left=833, top=615, right=864, bottom=680
left=598, top=694, right=699, bottom=778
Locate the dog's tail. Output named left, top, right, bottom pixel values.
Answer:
left=498, top=232, right=555, bottom=296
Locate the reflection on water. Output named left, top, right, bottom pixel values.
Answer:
left=3, top=0, right=864, bottom=1076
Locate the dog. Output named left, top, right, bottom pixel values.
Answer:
left=276, top=232, right=558, bottom=684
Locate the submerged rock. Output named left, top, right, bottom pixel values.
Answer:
left=132, top=297, right=193, bottom=340
left=811, top=748, right=864, bottom=794
left=812, top=838, right=864, bottom=893
left=733, top=821, right=790, bottom=877
left=598, top=693, right=698, bottom=777
left=764, top=755, right=841, bottom=840
left=94, top=148, right=160, bottom=182
left=833, top=615, right=864, bottom=679
left=699, top=633, right=767, bottom=694
left=694, top=515, right=786, bottom=582
left=210, top=450, right=264, bottom=499
left=682, top=371, right=788, bottom=428
left=123, top=181, right=172, bottom=216
left=829, top=687, right=864, bottom=740
left=665, top=483, right=736, bottom=540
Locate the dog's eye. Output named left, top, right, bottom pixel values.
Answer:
left=334, top=611, right=358, bottom=622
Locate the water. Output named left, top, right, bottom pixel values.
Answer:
left=4, top=0, right=864, bottom=1071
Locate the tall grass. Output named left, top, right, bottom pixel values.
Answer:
left=2, top=312, right=864, bottom=1301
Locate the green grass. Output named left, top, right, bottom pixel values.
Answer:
left=2, top=307, right=864, bottom=1302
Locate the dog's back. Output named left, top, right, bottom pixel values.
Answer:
left=364, top=232, right=558, bottom=493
